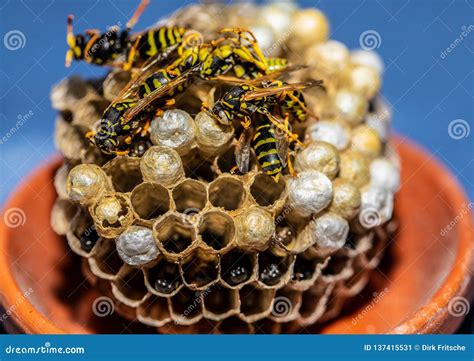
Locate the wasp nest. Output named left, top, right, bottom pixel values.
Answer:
left=51, top=0, right=399, bottom=334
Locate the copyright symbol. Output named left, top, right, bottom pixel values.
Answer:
left=414, top=345, right=420, bottom=351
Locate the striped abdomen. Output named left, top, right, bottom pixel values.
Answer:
left=266, top=57, right=287, bottom=73
left=138, top=69, right=190, bottom=100
left=135, top=26, right=186, bottom=60
left=252, top=123, right=282, bottom=182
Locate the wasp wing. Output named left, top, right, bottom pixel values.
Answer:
left=242, top=80, right=324, bottom=101
left=234, top=128, right=253, bottom=174
left=122, top=66, right=198, bottom=121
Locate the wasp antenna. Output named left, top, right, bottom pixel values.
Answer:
left=305, top=79, right=325, bottom=90
left=126, top=0, right=150, bottom=31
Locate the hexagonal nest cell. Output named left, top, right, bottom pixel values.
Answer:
left=51, top=1, right=399, bottom=334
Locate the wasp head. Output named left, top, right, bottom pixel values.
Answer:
left=207, top=102, right=232, bottom=125
left=66, top=15, right=86, bottom=66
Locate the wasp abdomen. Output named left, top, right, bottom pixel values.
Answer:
left=252, top=123, right=282, bottom=181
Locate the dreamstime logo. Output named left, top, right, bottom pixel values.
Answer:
left=4, top=30, right=26, bottom=51
left=448, top=119, right=470, bottom=140
left=92, top=296, right=115, bottom=317
left=359, top=207, right=381, bottom=228
left=182, top=30, right=204, bottom=49
left=359, top=30, right=382, bottom=50
left=181, top=207, right=201, bottom=228
left=271, top=296, right=292, bottom=318
left=447, top=296, right=470, bottom=317
left=3, top=208, right=26, bottom=228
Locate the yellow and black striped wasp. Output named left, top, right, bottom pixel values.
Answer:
left=87, top=27, right=302, bottom=155
left=66, top=0, right=187, bottom=70
left=206, top=80, right=324, bottom=181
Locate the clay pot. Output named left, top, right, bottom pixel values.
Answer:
left=0, top=138, right=472, bottom=334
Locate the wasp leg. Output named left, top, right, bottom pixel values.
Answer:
left=140, top=120, right=151, bottom=136
left=85, top=29, right=100, bottom=36
left=240, top=117, right=252, bottom=129
left=164, top=98, right=176, bottom=107
left=220, top=28, right=267, bottom=72
left=126, top=0, right=150, bottom=31
left=265, top=111, right=303, bottom=147
left=114, top=149, right=130, bottom=156
left=287, top=152, right=296, bottom=177
left=123, top=35, right=142, bottom=71
left=85, top=130, right=96, bottom=143
left=230, top=165, right=240, bottom=175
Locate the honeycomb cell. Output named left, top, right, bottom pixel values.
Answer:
left=103, top=157, right=143, bottom=193
left=202, top=284, right=239, bottom=321
left=217, top=316, right=253, bottom=334
left=90, top=193, right=135, bottom=238
left=88, top=239, right=125, bottom=280
left=208, top=176, right=246, bottom=211
left=67, top=164, right=110, bottom=206
left=67, top=210, right=100, bottom=256
left=298, top=281, right=334, bottom=325
left=172, top=179, right=207, bottom=213
left=169, top=288, right=203, bottom=325
left=141, top=146, right=185, bottom=187
left=249, top=173, right=286, bottom=208
left=198, top=211, right=235, bottom=251
left=131, top=183, right=171, bottom=221
left=257, top=250, right=293, bottom=287
left=291, top=254, right=319, bottom=283
left=321, top=253, right=353, bottom=281
left=183, top=157, right=215, bottom=183
left=215, top=144, right=238, bottom=174
left=270, top=288, right=302, bottom=322
left=153, top=214, right=197, bottom=256
left=137, top=295, right=172, bottom=327
left=234, top=207, right=275, bottom=251
left=194, top=111, right=234, bottom=157
left=239, top=285, right=275, bottom=322
left=52, top=199, right=79, bottom=236
left=112, top=267, right=148, bottom=307
left=181, top=250, right=219, bottom=289
left=253, top=319, right=282, bottom=334
left=144, top=257, right=182, bottom=296
left=220, top=249, right=256, bottom=287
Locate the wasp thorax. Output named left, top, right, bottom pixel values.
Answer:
left=150, top=110, right=195, bottom=155
left=140, top=146, right=185, bottom=187
left=116, top=225, right=159, bottom=266
left=235, top=207, right=275, bottom=251
left=287, top=171, right=333, bottom=217
left=67, top=164, right=109, bottom=206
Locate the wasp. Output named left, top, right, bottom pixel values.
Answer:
left=87, top=29, right=298, bottom=155
left=66, top=0, right=187, bottom=70
left=206, top=80, right=324, bottom=181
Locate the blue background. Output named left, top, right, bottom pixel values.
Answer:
left=0, top=0, right=472, bottom=204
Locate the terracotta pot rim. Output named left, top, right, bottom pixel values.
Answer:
left=0, top=138, right=472, bottom=334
